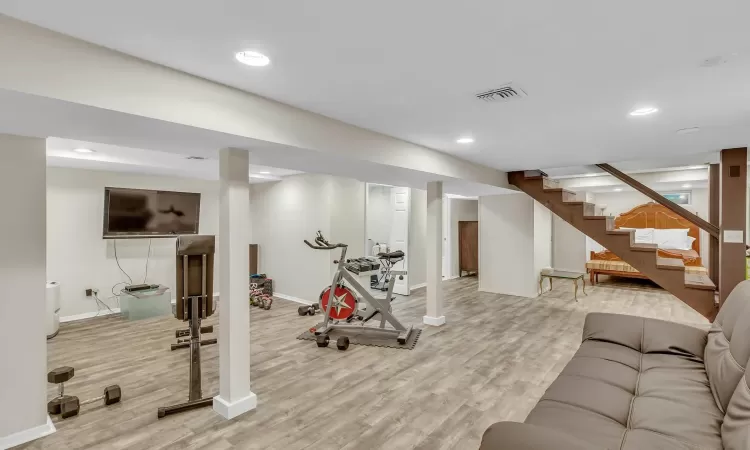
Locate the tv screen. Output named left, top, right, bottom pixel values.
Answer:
left=103, top=187, right=201, bottom=238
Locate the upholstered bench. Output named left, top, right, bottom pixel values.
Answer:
left=481, top=281, right=750, bottom=450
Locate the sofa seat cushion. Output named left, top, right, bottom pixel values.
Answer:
left=524, top=314, right=722, bottom=450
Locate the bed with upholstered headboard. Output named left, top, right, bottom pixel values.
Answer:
left=586, top=202, right=708, bottom=285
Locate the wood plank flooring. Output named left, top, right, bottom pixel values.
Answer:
left=18, top=276, right=707, bottom=450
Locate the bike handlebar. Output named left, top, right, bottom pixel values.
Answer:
left=303, top=239, right=348, bottom=250
left=304, top=230, right=348, bottom=250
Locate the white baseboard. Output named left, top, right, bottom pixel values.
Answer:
left=274, top=293, right=314, bottom=305
left=0, top=416, right=55, bottom=449
left=423, top=315, right=446, bottom=327
left=443, top=275, right=460, bottom=281
left=60, top=308, right=121, bottom=323
left=60, top=292, right=221, bottom=324
left=410, top=283, right=427, bottom=292
left=213, top=393, right=257, bottom=420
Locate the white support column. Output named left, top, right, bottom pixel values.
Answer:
left=213, top=148, right=257, bottom=419
left=0, top=135, right=54, bottom=448
left=424, top=181, right=445, bottom=326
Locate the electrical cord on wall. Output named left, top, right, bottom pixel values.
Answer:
left=143, top=239, right=152, bottom=283
left=113, top=239, right=133, bottom=286
left=93, top=292, right=114, bottom=317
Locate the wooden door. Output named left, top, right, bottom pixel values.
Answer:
left=458, top=221, right=479, bottom=275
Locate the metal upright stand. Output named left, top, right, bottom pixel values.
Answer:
left=158, top=236, right=216, bottom=419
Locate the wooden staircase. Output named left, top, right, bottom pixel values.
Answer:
left=509, top=171, right=718, bottom=321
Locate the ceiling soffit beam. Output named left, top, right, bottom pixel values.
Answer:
left=0, top=14, right=507, bottom=189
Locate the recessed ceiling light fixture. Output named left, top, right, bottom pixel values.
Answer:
left=629, top=107, right=659, bottom=116
left=235, top=50, right=270, bottom=67
left=456, top=137, right=474, bottom=144
left=259, top=171, right=270, bottom=174
left=614, top=188, right=623, bottom=192
left=73, top=148, right=94, bottom=153
left=682, top=183, right=692, bottom=188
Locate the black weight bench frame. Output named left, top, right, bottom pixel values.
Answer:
left=158, top=235, right=216, bottom=419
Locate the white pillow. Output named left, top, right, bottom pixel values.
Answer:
left=653, top=229, right=690, bottom=250
left=620, top=227, right=655, bottom=244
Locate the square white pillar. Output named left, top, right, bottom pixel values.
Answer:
left=424, top=181, right=445, bottom=326
left=0, top=135, right=55, bottom=448
left=213, top=148, right=257, bottom=419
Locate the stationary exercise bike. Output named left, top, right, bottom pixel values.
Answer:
left=304, top=231, right=414, bottom=346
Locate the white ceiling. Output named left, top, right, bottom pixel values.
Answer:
left=2, top=1, right=750, bottom=172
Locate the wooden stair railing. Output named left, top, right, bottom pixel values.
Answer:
left=596, top=164, right=719, bottom=238
left=509, top=171, right=718, bottom=321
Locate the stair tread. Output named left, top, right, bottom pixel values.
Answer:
left=606, top=229, right=633, bottom=235
left=562, top=200, right=595, bottom=206
left=685, top=273, right=716, bottom=291
left=525, top=175, right=545, bottom=180
left=544, top=187, right=576, bottom=195
left=656, top=257, right=685, bottom=270
left=583, top=215, right=607, bottom=220
left=631, top=243, right=658, bottom=251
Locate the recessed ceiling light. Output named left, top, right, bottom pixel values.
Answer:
left=73, top=148, right=94, bottom=153
left=235, top=50, right=270, bottom=67
left=629, top=107, right=659, bottom=116
left=614, top=188, right=623, bottom=192
left=259, top=171, right=270, bottom=174
left=682, top=183, right=692, bottom=188
left=676, top=127, right=700, bottom=135
left=456, top=137, right=474, bottom=144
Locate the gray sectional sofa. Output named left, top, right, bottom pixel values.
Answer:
left=481, top=281, right=750, bottom=450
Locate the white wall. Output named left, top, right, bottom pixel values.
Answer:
left=449, top=199, right=478, bottom=277
left=478, top=194, right=539, bottom=298
left=329, top=177, right=365, bottom=279
left=552, top=215, right=588, bottom=272
left=251, top=174, right=333, bottom=302
left=366, top=185, right=392, bottom=251
left=0, top=135, right=49, bottom=443
left=409, top=188, right=427, bottom=288
left=533, top=201, right=552, bottom=279
left=46, top=167, right=220, bottom=318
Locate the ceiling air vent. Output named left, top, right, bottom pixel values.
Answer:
left=186, top=156, right=206, bottom=160
left=475, top=83, right=527, bottom=103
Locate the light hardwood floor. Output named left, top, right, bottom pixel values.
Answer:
left=19, top=276, right=707, bottom=450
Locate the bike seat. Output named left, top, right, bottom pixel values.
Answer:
left=377, top=250, right=405, bottom=261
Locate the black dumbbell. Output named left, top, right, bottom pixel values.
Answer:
left=60, top=385, right=122, bottom=419
left=315, top=334, right=350, bottom=351
left=47, top=366, right=75, bottom=415
left=298, top=303, right=320, bottom=316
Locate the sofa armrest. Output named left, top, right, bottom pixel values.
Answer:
left=480, top=422, right=601, bottom=450
left=583, top=313, right=707, bottom=358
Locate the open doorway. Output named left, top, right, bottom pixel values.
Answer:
left=365, top=183, right=411, bottom=295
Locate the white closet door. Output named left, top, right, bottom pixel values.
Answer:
left=390, top=187, right=410, bottom=295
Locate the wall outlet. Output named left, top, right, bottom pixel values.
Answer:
left=85, top=288, right=99, bottom=297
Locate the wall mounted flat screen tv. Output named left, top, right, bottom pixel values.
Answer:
left=103, top=187, right=201, bottom=238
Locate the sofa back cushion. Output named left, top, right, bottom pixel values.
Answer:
left=704, top=280, right=750, bottom=412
